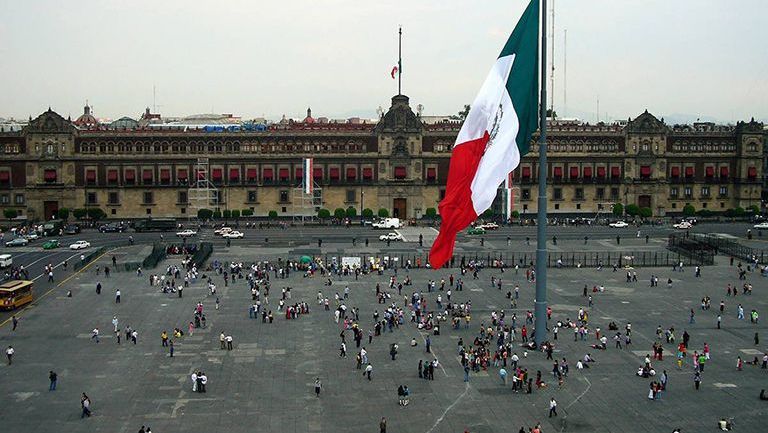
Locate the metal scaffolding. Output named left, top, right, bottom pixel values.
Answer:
left=189, top=157, right=221, bottom=222
left=292, top=180, right=322, bottom=223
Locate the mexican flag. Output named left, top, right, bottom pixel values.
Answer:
left=429, top=0, right=539, bottom=269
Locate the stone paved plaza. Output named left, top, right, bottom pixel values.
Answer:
left=1, top=232, right=767, bottom=433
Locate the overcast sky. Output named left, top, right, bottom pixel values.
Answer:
left=1, top=0, right=766, bottom=124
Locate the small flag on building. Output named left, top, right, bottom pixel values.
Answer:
left=391, top=66, right=399, bottom=79
left=429, top=0, right=540, bottom=269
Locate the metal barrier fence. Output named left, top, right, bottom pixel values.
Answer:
left=686, top=233, right=767, bottom=263
left=141, top=243, right=168, bottom=270
left=666, top=233, right=718, bottom=266
left=72, top=247, right=108, bottom=272
left=313, top=249, right=713, bottom=269
left=190, top=242, right=213, bottom=269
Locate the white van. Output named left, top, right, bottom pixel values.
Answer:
left=372, top=218, right=401, bottom=229
left=0, top=254, right=12, bottom=268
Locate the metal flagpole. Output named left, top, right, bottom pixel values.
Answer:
left=398, top=26, right=403, bottom=95
left=534, top=0, right=549, bottom=347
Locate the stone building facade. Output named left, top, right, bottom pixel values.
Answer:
left=0, top=95, right=764, bottom=221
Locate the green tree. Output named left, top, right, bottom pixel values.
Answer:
left=345, top=206, right=357, bottom=218
left=231, top=209, right=240, bottom=219
left=268, top=210, right=278, bottom=219
left=546, top=108, right=558, bottom=119
left=56, top=208, right=70, bottom=220
left=223, top=209, right=232, bottom=219
left=450, top=104, right=471, bottom=121
left=4, top=208, right=18, bottom=220
left=612, top=203, right=624, bottom=216
left=482, top=209, right=495, bottom=218
left=724, top=208, right=736, bottom=218
left=697, top=209, right=714, bottom=217
left=377, top=208, right=389, bottom=218
left=212, top=210, right=222, bottom=219
left=334, top=208, right=346, bottom=219
left=748, top=205, right=760, bottom=214
left=682, top=204, right=696, bottom=217
left=317, top=208, right=331, bottom=219
left=734, top=207, right=746, bottom=217
left=425, top=207, right=437, bottom=218
left=241, top=209, right=254, bottom=217
left=73, top=208, right=88, bottom=219
left=510, top=210, right=520, bottom=219
left=639, top=207, right=652, bottom=218
left=87, top=208, right=106, bottom=220
left=362, top=208, right=374, bottom=218
left=625, top=204, right=640, bottom=217
left=198, top=209, right=214, bottom=220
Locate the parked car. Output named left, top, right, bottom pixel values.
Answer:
left=372, top=218, right=402, bottom=229
left=24, top=232, right=40, bottom=241
left=608, top=221, right=629, bottom=228
left=378, top=232, right=403, bottom=241
left=467, top=227, right=486, bottom=235
left=479, top=222, right=499, bottom=230
left=64, top=224, right=81, bottom=235
left=754, top=222, right=768, bottom=229
left=672, top=221, right=693, bottom=229
left=176, top=229, right=198, bottom=237
left=42, top=239, right=60, bottom=250
left=5, top=238, right=29, bottom=247
left=99, top=223, right=125, bottom=233
left=214, top=227, right=233, bottom=236
left=69, top=240, right=91, bottom=250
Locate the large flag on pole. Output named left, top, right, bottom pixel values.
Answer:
left=303, top=158, right=313, bottom=194
left=429, top=0, right=539, bottom=269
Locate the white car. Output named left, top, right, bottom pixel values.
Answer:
left=69, top=240, right=91, bottom=250
left=379, top=232, right=403, bottom=241
left=754, top=222, right=768, bottom=229
left=478, top=222, right=499, bottom=230
left=672, top=221, right=693, bottom=229
left=222, top=230, right=244, bottom=239
left=176, top=229, right=198, bottom=237
left=214, top=227, right=233, bottom=236
left=24, top=233, right=41, bottom=241
left=608, top=221, right=629, bottom=228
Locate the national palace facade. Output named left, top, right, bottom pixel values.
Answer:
left=0, top=94, right=765, bottom=221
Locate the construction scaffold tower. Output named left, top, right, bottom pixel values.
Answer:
left=292, top=180, right=322, bottom=224
left=189, top=157, right=221, bottom=224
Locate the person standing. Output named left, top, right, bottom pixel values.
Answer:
left=549, top=398, right=558, bottom=417
left=49, top=371, right=58, bottom=391
left=91, top=328, right=99, bottom=343
left=314, top=378, right=322, bottom=397
left=169, top=340, right=174, bottom=358
left=379, top=417, right=387, bottom=433
left=693, top=371, right=701, bottom=390
left=12, top=315, right=18, bottom=331
left=81, top=393, right=92, bottom=418
left=364, top=363, right=373, bottom=380
left=6, top=345, right=13, bottom=365
left=115, top=289, right=121, bottom=304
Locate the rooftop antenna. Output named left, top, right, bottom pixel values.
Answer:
left=596, top=96, right=600, bottom=123
left=152, top=84, right=163, bottom=114
left=563, top=29, right=567, bottom=117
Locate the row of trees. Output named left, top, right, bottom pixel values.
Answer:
left=611, top=203, right=760, bottom=218
left=195, top=207, right=443, bottom=220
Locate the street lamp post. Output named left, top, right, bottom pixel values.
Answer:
left=360, top=190, right=365, bottom=225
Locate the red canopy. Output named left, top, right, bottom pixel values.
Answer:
left=124, top=169, right=135, bottom=181
left=597, top=167, right=606, bottom=178
left=229, top=168, right=240, bottom=180
left=748, top=167, right=757, bottom=178
left=719, top=166, right=729, bottom=178
left=569, top=167, right=579, bottom=179
left=279, top=168, right=289, bottom=180
left=330, top=167, right=340, bottom=180
left=177, top=169, right=188, bottom=179
left=295, top=167, right=303, bottom=179
left=211, top=168, right=223, bottom=180
left=640, top=166, right=651, bottom=177
left=685, top=167, right=694, bottom=178
left=347, top=167, right=357, bottom=180
left=246, top=168, right=258, bottom=180
left=522, top=166, right=531, bottom=178
left=671, top=166, right=680, bottom=177
left=313, top=167, right=323, bottom=179
left=394, top=166, right=406, bottom=179
left=107, top=170, right=118, bottom=181
left=583, top=166, right=593, bottom=178
left=426, top=167, right=436, bottom=180
left=86, top=170, right=96, bottom=181
left=262, top=168, right=273, bottom=180
left=0, top=171, right=10, bottom=181
left=553, top=167, right=562, bottom=177
left=705, top=166, right=714, bottom=177
left=160, top=169, right=171, bottom=181
left=611, top=167, right=620, bottom=178
left=362, top=167, right=373, bottom=179
left=142, top=169, right=153, bottom=181
left=44, top=169, right=57, bottom=181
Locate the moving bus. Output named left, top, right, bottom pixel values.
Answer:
left=133, top=218, right=177, bottom=232
left=43, top=219, right=65, bottom=236
left=0, top=280, right=34, bottom=310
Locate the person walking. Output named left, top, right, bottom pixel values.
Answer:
left=693, top=371, right=701, bottom=390
left=115, top=289, right=121, bottom=304
left=81, top=393, right=92, bottom=418
left=364, top=363, right=373, bottom=380
left=91, top=328, right=100, bottom=343
left=49, top=371, right=57, bottom=391
left=6, top=345, right=13, bottom=365
left=549, top=398, right=558, bottom=417
left=12, top=315, right=18, bottom=331
left=379, top=417, right=387, bottom=433
left=314, top=378, right=322, bottom=397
